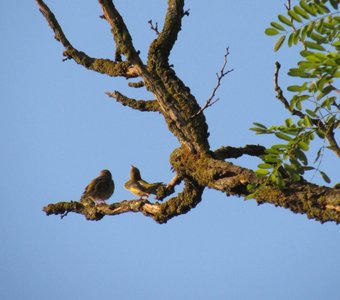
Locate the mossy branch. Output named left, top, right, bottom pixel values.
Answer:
left=169, top=148, right=340, bottom=223
left=36, top=0, right=136, bottom=78
left=43, top=178, right=203, bottom=224
left=36, top=2, right=340, bottom=224
left=147, top=0, right=185, bottom=68
left=98, top=0, right=143, bottom=66
left=214, top=144, right=267, bottom=159
left=106, top=91, right=160, bottom=112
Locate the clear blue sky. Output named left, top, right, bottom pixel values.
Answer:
left=1, top=1, right=339, bottom=299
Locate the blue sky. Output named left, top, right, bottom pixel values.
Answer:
left=1, top=1, right=339, bottom=299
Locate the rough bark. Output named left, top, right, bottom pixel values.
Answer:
left=36, top=0, right=340, bottom=224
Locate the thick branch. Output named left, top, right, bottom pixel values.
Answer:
left=170, top=148, right=340, bottom=223
left=98, top=0, right=143, bottom=66
left=36, top=0, right=136, bottom=78
left=43, top=178, right=203, bottom=224
left=274, top=61, right=340, bottom=157
left=147, top=0, right=185, bottom=67
left=38, top=0, right=210, bottom=153
left=106, top=91, right=160, bottom=112
left=214, top=144, right=266, bottom=159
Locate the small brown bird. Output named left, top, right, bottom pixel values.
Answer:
left=124, top=165, right=163, bottom=199
left=81, top=170, right=114, bottom=204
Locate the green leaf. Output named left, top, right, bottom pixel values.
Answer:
left=303, top=115, right=312, bottom=127
left=296, top=100, right=302, bottom=110
left=310, top=32, right=326, bottom=43
left=272, top=144, right=287, bottom=150
left=300, top=50, right=313, bottom=57
left=305, top=109, right=316, bottom=117
left=284, top=164, right=302, bottom=181
left=304, top=41, right=326, bottom=51
left=275, top=132, right=293, bottom=141
left=306, top=21, right=316, bottom=35
left=253, top=122, right=267, bottom=129
left=274, top=35, right=286, bottom=51
left=314, top=147, right=323, bottom=163
left=300, top=0, right=317, bottom=16
left=321, top=96, right=336, bottom=109
left=270, top=21, right=285, bottom=31
left=285, top=118, right=293, bottom=127
left=288, top=32, right=295, bottom=47
left=315, top=3, right=330, bottom=14
left=278, top=14, right=293, bottom=26
left=258, top=163, right=274, bottom=169
left=246, top=184, right=257, bottom=191
left=298, top=141, right=309, bottom=151
left=288, top=10, right=303, bottom=22
left=322, top=85, right=334, bottom=96
left=255, top=169, right=269, bottom=176
left=294, top=5, right=310, bottom=19
left=273, top=172, right=285, bottom=187
left=316, top=129, right=325, bottom=139
left=265, top=28, right=280, bottom=36
left=293, top=30, right=301, bottom=44
left=287, top=85, right=303, bottom=92
left=320, top=170, right=331, bottom=183
left=294, top=148, right=308, bottom=165
left=262, top=154, right=281, bottom=163
left=244, top=192, right=256, bottom=200
left=249, top=127, right=267, bottom=134
left=288, top=68, right=310, bottom=78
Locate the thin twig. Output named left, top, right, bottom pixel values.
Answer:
left=148, top=20, right=159, bottom=35
left=60, top=211, right=69, bottom=219
left=284, top=0, right=291, bottom=10
left=191, top=47, right=233, bottom=118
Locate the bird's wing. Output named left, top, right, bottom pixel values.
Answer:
left=138, top=180, right=163, bottom=193
left=83, top=176, right=114, bottom=199
left=125, top=180, right=150, bottom=197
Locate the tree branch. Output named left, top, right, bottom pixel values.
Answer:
left=214, top=144, right=266, bottom=159
left=98, top=0, right=143, bottom=66
left=106, top=91, right=160, bottom=112
left=43, top=178, right=203, bottom=224
left=128, top=81, right=145, bottom=88
left=36, top=0, right=136, bottom=78
left=147, top=0, right=185, bottom=67
left=37, top=2, right=340, bottom=224
left=155, top=173, right=183, bottom=201
left=169, top=148, right=340, bottom=223
left=43, top=150, right=340, bottom=224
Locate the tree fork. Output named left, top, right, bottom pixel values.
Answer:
left=36, top=0, right=340, bottom=224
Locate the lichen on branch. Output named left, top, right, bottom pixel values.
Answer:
left=36, top=0, right=340, bottom=224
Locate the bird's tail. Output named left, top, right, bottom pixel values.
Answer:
left=140, top=181, right=164, bottom=194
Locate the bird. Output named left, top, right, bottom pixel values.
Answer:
left=124, top=165, right=163, bottom=199
left=124, top=179, right=150, bottom=199
left=81, top=169, right=114, bottom=204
